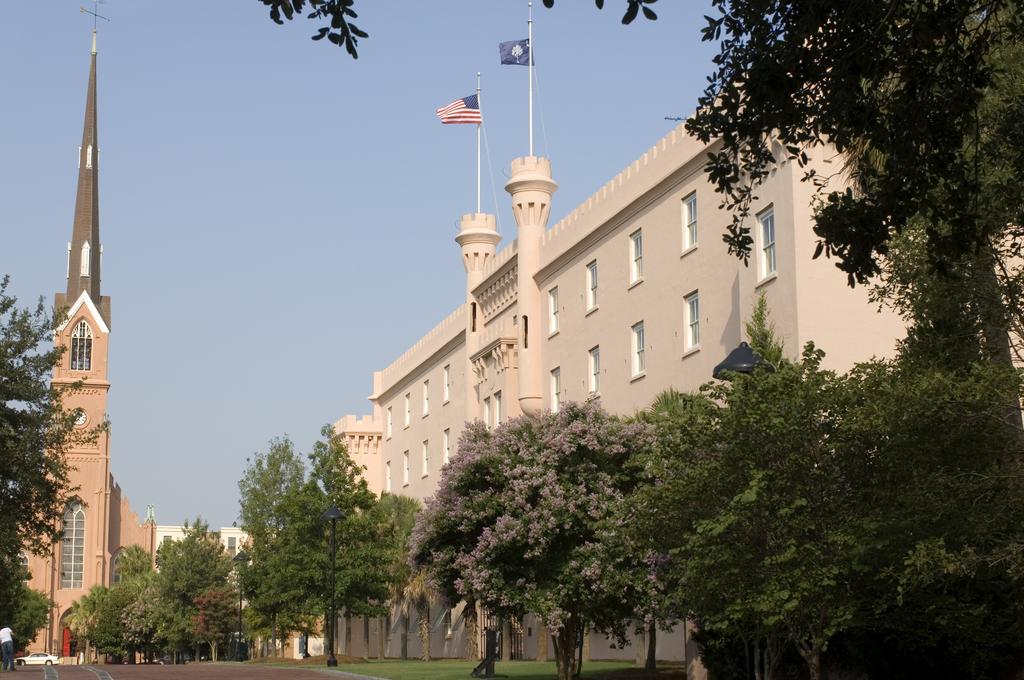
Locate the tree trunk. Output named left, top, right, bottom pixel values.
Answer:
left=464, top=605, right=479, bottom=660
left=552, top=622, right=579, bottom=680
left=210, top=641, right=218, bottom=662
left=345, top=611, right=353, bottom=657
left=501, top=618, right=512, bottom=661
left=577, top=628, right=586, bottom=679
left=802, top=647, right=822, bottom=680
left=754, top=639, right=764, bottom=680
left=377, top=616, right=386, bottom=659
left=400, top=612, right=410, bottom=660
left=765, top=636, right=784, bottom=680
left=537, top=621, right=548, bottom=663
left=419, top=604, right=431, bottom=661
left=644, top=621, right=656, bottom=671
left=271, top=612, right=277, bottom=658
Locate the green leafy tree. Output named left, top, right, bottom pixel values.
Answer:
left=92, top=583, right=134, bottom=659
left=237, top=437, right=309, bottom=655
left=745, top=293, right=784, bottom=367
left=639, top=344, right=1024, bottom=679
left=155, top=520, right=233, bottom=658
left=0, top=277, right=101, bottom=611
left=238, top=427, right=392, bottom=657
left=684, top=1, right=1023, bottom=284
left=9, top=585, right=50, bottom=650
left=412, top=402, right=655, bottom=680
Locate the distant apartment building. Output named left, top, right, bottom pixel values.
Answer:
left=332, top=124, right=904, bottom=669
left=155, top=525, right=249, bottom=557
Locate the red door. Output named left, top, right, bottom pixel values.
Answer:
left=62, top=627, right=72, bottom=658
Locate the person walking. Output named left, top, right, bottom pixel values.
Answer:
left=0, top=625, right=14, bottom=671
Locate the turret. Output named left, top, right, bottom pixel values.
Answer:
left=505, top=157, right=557, bottom=417
left=455, top=212, right=500, bottom=421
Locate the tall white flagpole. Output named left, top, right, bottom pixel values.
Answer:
left=528, top=1, right=534, bottom=157
left=476, top=71, right=482, bottom=214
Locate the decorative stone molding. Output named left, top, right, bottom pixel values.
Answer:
left=477, top=264, right=518, bottom=321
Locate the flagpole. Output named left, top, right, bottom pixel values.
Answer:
left=528, top=0, right=534, bottom=157
left=476, top=72, right=482, bottom=214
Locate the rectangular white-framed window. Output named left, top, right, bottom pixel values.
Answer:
left=550, top=367, right=561, bottom=413
left=386, top=407, right=393, bottom=439
left=759, top=206, right=776, bottom=277
left=443, top=365, right=451, bottom=403
left=404, top=393, right=411, bottom=427
left=483, top=397, right=491, bottom=428
left=589, top=346, right=601, bottom=394
left=422, top=380, right=430, bottom=416
left=402, top=451, right=410, bottom=486
left=685, top=291, right=701, bottom=349
left=548, top=287, right=559, bottom=334
left=586, top=260, right=598, bottom=310
left=683, top=192, right=698, bottom=248
left=494, top=391, right=502, bottom=425
left=630, top=230, right=644, bottom=283
left=422, top=440, right=429, bottom=477
left=632, top=321, right=646, bottom=377
left=385, top=461, right=392, bottom=492
left=443, top=428, right=451, bottom=465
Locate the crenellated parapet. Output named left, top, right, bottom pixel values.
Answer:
left=378, top=306, right=466, bottom=398
left=538, top=123, right=707, bottom=275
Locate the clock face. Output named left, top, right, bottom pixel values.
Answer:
left=74, top=410, right=88, bottom=427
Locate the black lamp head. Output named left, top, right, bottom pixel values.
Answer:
left=320, top=506, right=344, bottom=523
left=712, top=341, right=775, bottom=380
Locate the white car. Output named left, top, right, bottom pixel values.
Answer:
left=16, top=652, right=59, bottom=666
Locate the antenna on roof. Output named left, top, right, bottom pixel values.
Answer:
left=664, top=116, right=684, bottom=122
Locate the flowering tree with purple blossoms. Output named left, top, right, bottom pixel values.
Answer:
left=411, top=400, right=655, bottom=680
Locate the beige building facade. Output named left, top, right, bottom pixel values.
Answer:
left=336, top=121, right=904, bottom=670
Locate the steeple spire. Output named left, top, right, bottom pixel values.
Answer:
left=65, top=30, right=105, bottom=322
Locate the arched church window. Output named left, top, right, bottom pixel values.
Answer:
left=71, top=320, right=92, bottom=371
left=111, top=550, right=122, bottom=584
left=20, top=553, right=29, bottom=577
left=60, top=502, right=85, bottom=589
left=81, top=241, right=91, bottom=276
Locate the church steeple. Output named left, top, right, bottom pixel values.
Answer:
left=62, top=30, right=108, bottom=325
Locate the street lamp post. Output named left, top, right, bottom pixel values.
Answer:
left=712, top=341, right=775, bottom=380
left=233, top=550, right=249, bottom=662
left=321, top=506, right=344, bottom=667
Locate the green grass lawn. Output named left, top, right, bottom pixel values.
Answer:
left=323, top=659, right=635, bottom=680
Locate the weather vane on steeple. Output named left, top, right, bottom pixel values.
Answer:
left=80, top=1, right=110, bottom=31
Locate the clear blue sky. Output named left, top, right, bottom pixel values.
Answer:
left=1, top=2, right=718, bottom=529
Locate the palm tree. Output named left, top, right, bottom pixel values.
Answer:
left=402, top=571, right=436, bottom=661
left=376, top=493, right=422, bottom=660
left=66, top=585, right=108, bottom=664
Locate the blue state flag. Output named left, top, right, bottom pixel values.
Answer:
left=499, top=39, right=531, bottom=65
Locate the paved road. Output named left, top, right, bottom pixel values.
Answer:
left=3, top=664, right=352, bottom=679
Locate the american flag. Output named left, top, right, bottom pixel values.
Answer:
left=436, top=94, right=482, bottom=125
